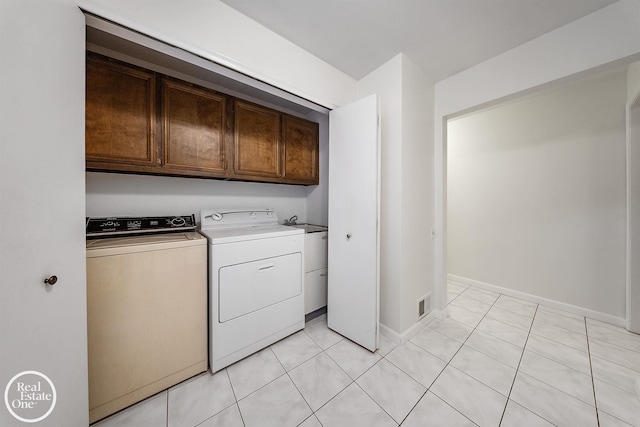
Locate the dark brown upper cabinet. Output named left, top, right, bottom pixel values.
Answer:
left=232, top=100, right=281, bottom=180
left=161, top=78, right=229, bottom=178
left=86, top=53, right=157, bottom=172
left=282, top=114, right=319, bottom=185
left=85, top=53, right=319, bottom=185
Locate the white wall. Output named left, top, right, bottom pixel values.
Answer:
left=629, top=61, right=640, bottom=100
left=86, top=173, right=310, bottom=224
left=627, top=61, right=640, bottom=331
left=357, top=54, right=435, bottom=337
left=448, top=68, right=627, bottom=317
left=78, top=0, right=358, bottom=109
left=399, top=55, right=435, bottom=333
left=434, top=0, right=640, bottom=312
left=358, top=55, right=404, bottom=333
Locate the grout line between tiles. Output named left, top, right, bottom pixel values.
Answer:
left=165, top=389, right=169, bottom=427
left=397, top=285, right=501, bottom=426
left=585, top=319, right=601, bottom=427
left=497, top=303, right=538, bottom=426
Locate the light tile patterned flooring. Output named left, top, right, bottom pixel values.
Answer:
left=94, top=282, right=640, bottom=426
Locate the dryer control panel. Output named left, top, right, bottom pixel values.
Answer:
left=200, top=209, right=278, bottom=230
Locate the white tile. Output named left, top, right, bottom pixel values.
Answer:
left=448, top=305, right=484, bottom=328
left=325, top=338, right=381, bottom=380
left=468, top=286, right=501, bottom=297
left=450, top=344, right=516, bottom=396
left=385, top=341, right=446, bottom=388
left=449, top=295, right=493, bottom=315
left=447, top=290, right=460, bottom=303
left=525, top=333, right=591, bottom=375
left=587, top=322, right=640, bottom=353
left=460, top=288, right=499, bottom=305
left=493, top=296, right=537, bottom=317
left=94, top=391, right=167, bottom=427
left=410, top=326, right=463, bottom=363
left=465, top=330, right=524, bottom=368
left=538, top=304, right=585, bottom=321
left=288, top=352, right=352, bottom=411
left=315, top=383, right=396, bottom=427
left=237, top=374, right=311, bottom=427
left=593, top=379, right=640, bottom=426
left=534, top=310, right=586, bottom=334
left=197, top=404, right=243, bottom=427
left=588, top=338, right=640, bottom=373
left=476, top=316, right=528, bottom=347
left=375, top=333, right=397, bottom=357
left=586, top=317, right=627, bottom=332
left=591, top=355, right=640, bottom=394
left=598, top=410, right=635, bottom=427
left=168, top=371, right=235, bottom=427
left=486, top=306, right=533, bottom=331
left=298, top=415, right=323, bottom=427
left=497, top=294, right=537, bottom=307
left=226, top=348, right=286, bottom=400
left=356, top=359, right=426, bottom=423
left=518, top=350, right=594, bottom=406
left=500, top=399, right=555, bottom=427
left=402, top=391, right=476, bottom=427
left=447, top=281, right=468, bottom=295
left=530, top=318, right=589, bottom=352
left=510, top=372, right=598, bottom=427
left=430, top=365, right=506, bottom=427
left=270, top=330, right=322, bottom=371
left=426, top=317, right=473, bottom=342
left=303, top=317, right=343, bottom=350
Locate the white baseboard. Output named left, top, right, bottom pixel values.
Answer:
left=447, top=274, right=626, bottom=328
left=380, top=310, right=440, bottom=346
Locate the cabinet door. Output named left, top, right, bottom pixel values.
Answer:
left=161, top=79, right=229, bottom=177
left=233, top=100, right=281, bottom=179
left=305, top=269, right=328, bottom=315
left=305, top=231, right=328, bottom=272
left=86, top=53, right=156, bottom=169
left=282, top=114, right=319, bottom=184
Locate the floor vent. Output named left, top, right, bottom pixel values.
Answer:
left=417, top=292, right=432, bottom=320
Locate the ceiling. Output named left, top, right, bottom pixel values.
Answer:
left=221, top=0, right=618, bottom=82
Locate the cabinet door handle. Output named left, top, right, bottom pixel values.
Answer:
left=258, top=264, right=275, bottom=271
left=320, top=272, right=327, bottom=277
left=322, top=235, right=328, bottom=240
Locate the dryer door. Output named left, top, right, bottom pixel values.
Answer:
left=218, top=253, right=302, bottom=322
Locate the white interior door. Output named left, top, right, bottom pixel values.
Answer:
left=328, top=94, right=380, bottom=351
left=0, top=3, right=88, bottom=426
left=628, top=90, right=640, bottom=334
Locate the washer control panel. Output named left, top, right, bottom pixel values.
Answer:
left=86, top=215, right=196, bottom=238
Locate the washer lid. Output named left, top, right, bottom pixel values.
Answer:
left=86, top=231, right=206, bottom=256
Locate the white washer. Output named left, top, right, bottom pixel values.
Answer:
left=199, top=208, right=305, bottom=372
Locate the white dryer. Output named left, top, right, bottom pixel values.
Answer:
left=199, top=208, right=305, bottom=372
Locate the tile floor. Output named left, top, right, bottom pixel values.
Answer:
left=94, top=282, right=640, bottom=427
